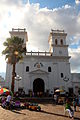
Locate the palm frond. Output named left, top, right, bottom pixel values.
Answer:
left=2, top=36, right=26, bottom=65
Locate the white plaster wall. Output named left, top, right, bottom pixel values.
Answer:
left=15, top=63, right=25, bottom=90
left=53, top=47, right=68, bottom=56
left=5, top=64, right=12, bottom=89
left=48, top=63, right=59, bottom=93
left=58, top=62, right=72, bottom=90
left=6, top=55, right=72, bottom=94
left=20, top=58, right=51, bottom=94
left=71, top=73, right=80, bottom=95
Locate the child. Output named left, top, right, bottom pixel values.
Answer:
left=65, top=99, right=74, bottom=119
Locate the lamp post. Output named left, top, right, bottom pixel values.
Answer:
left=63, top=76, right=69, bottom=92
left=15, top=75, right=22, bottom=91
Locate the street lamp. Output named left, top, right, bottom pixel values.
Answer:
left=63, top=76, right=69, bottom=91
left=15, top=75, right=22, bottom=91
left=63, top=76, right=69, bottom=82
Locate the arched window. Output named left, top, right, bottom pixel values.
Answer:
left=60, top=39, right=63, bottom=45
left=48, top=67, right=51, bottom=72
left=26, top=66, right=29, bottom=72
left=55, top=39, right=57, bottom=45
left=61, top=73, right=63, bottom=78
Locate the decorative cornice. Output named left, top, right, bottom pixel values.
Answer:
left=24, top=55, right=71, bottom=60
left=51, top=44, right=69, bottom=47
left=29, top=69, right=48, bottom=74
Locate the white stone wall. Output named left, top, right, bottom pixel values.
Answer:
left=52, top=46, right=68, bottom=56
left=8, top=55, right=71, bottom=94
left=71, top=73, right=80, bottom=95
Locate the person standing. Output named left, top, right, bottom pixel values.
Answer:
left=54, top=94, right=58, bottom=104
left=73, top=98, right=77, bottom=111
left=6, top=94, right=12, bottom=108
left=65, top=99, right=74, bottom=119
left=79, top=95, right=80, bottom=111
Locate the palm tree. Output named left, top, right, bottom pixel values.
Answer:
left=2, top=36, right=26, bottom=93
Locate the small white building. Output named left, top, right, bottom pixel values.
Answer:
left=5, top=28, right=80, bottom=96
left=71, top=73, right=80, bottom=96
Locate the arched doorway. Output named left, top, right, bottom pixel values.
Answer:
left=33, top=78, right=44, bottom=97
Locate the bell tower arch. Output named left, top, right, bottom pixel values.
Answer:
left=48, top=29, right=69, bottom=57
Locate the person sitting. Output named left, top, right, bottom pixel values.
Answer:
left=1, top=95, right=6, bottom=103
left=15, top=101, right=21, bottom=108
left=65, top=99, right=74, bottom=119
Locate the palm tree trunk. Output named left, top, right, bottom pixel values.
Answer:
left=11, top=63, right=16, bottom=93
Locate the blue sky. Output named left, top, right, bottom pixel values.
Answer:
left=29, top=0, right=75, bottom=9
left=0, top=0, right=80, bottom=74
left=27, top=0, right=80, bottom=16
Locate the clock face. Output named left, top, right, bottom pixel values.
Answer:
left=59, top=50, right=62, bottom=54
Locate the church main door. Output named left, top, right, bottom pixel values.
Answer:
left=33, top=78, right=44, bottom=96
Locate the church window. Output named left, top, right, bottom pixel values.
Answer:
left=48, top=67, right=51, bottom=72
left=60, top=39, right=63, bottom=45
left=61, top=73, right=63, bottom=78
left=26, top=66, right=29, bottom=72
left=55, top=39, right=57, bottom=45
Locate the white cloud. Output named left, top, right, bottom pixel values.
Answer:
left=0, top=1, right=80, bottom=73
left=75, top=0, right=80, bottom=5
left=69, top=47, right=80, bottom=73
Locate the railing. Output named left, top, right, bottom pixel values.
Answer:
left=51, top=29, right=65, bottom=33
left=26, top=51, right=51, bottom=56
left=12, top=28, right=26, bottom=32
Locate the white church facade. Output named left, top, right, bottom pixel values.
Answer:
left=5, top=28, right=80, bottom=96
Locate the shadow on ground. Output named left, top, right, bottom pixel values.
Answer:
left=11, top=109, right=26, bottom=115
left=40, top=110, right=80, bottom=120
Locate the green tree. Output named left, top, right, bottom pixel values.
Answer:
left=2, top=36, right=26, bottom=93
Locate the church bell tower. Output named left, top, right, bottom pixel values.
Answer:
left=48, top=29, right=69, bottom=57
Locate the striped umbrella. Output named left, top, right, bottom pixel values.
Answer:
left=0, top=88, right=10, bottom=95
